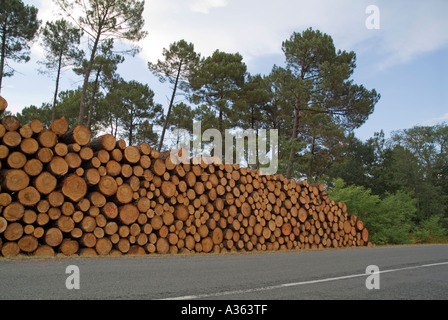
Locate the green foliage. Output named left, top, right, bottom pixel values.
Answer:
left=190, top=50, right=247, bottom=133
left=412, top=215, right=448, bottom=244
left=148, top=39, right=201, bottom=151
left=0, top=0, right=41, bottom=93
left=38, top=19, right=84, bottom=74
left=373, top=191, right=417, bottom=245
left=54, top=0, right=148, bottom=125
left=38, top=19, right=84, bottom=120
left=16, top=103, right=52, bottom=127
left=280, top=27, right=380, bottom=179
left=105, top=79, right=163, bottom=146
left=328, top=178, right=417, bottom=245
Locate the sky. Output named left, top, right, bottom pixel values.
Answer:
left=2, top=0, right=448, bottom=141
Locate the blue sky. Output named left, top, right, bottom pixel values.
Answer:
left=2, top=0, right=448, bottom=141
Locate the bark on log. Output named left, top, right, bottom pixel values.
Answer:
left=0, top=96, right=8, bottom=116
left=1, top=115, right=20, bottom=131
left=61, top=125, right=91, bottom=146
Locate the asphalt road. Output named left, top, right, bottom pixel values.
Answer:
left=1, top=244, right=448, bottom=300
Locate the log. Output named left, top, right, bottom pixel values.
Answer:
left=1, top=242, right=20, bottom=257
left=356, top=220, right=364, bottom=231
left=1, top=169, right=29, bottom=192
left=34, top=171, right=57, bottom=195
left=18, top=235, right=39, bottom=253
left=0, top=95, right=8, bottom=116
left=17, top=186, right=41, bottom=206
left=201, top=237, right=213, bottom=253
left=119, top=204, right=139, bottom=225
left=50, top=116, right=69, bottom=136
left=0, top=192, right=12, bottom=206
left=1, top=115, right=20, bottom=131
left=343, top=220, right=352, bottom=234
left=87, top=134, right=116, bottom=152
left=95, top=237, right=112, bottom=255
left=103, top=202, right=118, bottom=219
left=61, top=125, right=91, bottom=146
left=124, top=146, right=141, bottom=164
left=175, top=205, right=189, bottom=222
left=95, top=149, right=110, bottom=164
left=156, top=238, right=169, bottom=254
left=81, top=233, right=97, bottom=248
left=38, top=130, right=58, bottom=148
left=79, top=146, right=94, bottom=161
left=48, top=191, right=65, bottom=207
left=7, top=151, right=27, bottom=169
left=81, top=216, right=96, bottom=233
left=104, top=221, right=118, bottom=236
left=54, top=142, right=68, bottom=157
left=0, top=144, right=8, bottom=159
left=84, top=168, right=101, bottom=185
left=20, top=138, right=39, bottom=155
left=60, top=239, right=79, bottom=255
left=3, top=202, right=25, bottom=222
left=65, top=152, right=82, bottom=169
left=116, top=183, right=133, bottom=204
left=106, top=160, right=121, bottom=177
left=35, top=148, right=53, bottom=165
left=362, top=228, right=369, bottom=242
left=117, top=238, right=130, bottom=253
left=97, top=175, right=118, bottom=197
left=152, top=158, right=166, bottom=176
left=19, top=124, right=33, bottom=138
left=48, top=156, right=69, bottom=176
left=33, top=245, right=55, bottom=257
left=161, top=181, right=176, bottom=198
left=62, top=174, right=87, bottom=202
left=4, top=222, right=23, bottom=241
left=0, top=216, right=7, bottom=233
left=28, top=119, right=44, bottom=134
left=2, top=131, right=21, bottom=147
left=212, top=227, right=223, bottom=245
left=57, top=216, right=75, bottom=233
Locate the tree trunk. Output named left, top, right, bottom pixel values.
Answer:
left=286, top=103, right=300, bottom=180
left=0, top=22, right=7, bottom=95
left=87, top=66, right=102, bottom=131
left=51, top=54, right=63, bottom=122
left=158, top=60, right=183, bottom=152
left=78, top=29, right=102, bottom=126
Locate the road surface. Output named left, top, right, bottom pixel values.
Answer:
left=1, top=244, right=447, bottom=300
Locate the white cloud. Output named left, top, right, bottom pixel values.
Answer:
left=420, top=113, right=448, bottom=126
left=371, top=1, right=448, bottom=70
left=189, top=0, right=229, bottom=14
left=24, top=0, right=448, bottom=76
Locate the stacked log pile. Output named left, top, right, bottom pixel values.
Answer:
left=0, top=99, right=370, bottom=257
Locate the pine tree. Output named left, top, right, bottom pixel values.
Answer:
left=148, top=40, right=201, bottom=151
left=54, top=0, right=148, bottom=125
left=0, top=0, right=40, bottom=94
left=38, top=19, right=84, bottom=121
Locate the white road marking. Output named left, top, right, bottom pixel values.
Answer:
left=161, top=261, right=448, bottom=300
